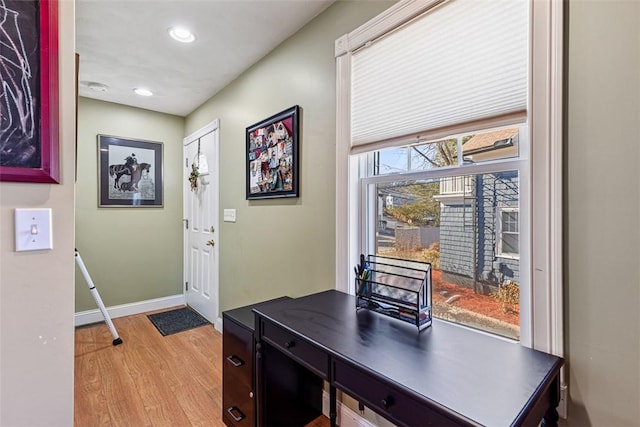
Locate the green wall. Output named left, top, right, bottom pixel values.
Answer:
left=185, top=1, right=393, bottom=313
left=75, top=97, right=186, bottom=311
left=565, top=1, right=640, bottom=424
left=72, top=1, right=640, bottom=424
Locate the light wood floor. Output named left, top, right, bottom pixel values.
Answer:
left=74, top=308, right=330, bottom=426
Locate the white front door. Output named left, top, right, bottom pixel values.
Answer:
left=183, top=121, right=219, bottom=324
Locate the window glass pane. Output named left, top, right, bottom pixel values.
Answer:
left=374, top=127, right=521, bottom=176
left=409, top=139, right=458, bottom=171
left=502, top=211, right=519, bottom=233
left=375, top=148, right=409, bottom=174
left=372, top=171, right=520, bottom=340
left=462, top=128, right=519, bottom=164
left=502, top=233, right=519, bottom=254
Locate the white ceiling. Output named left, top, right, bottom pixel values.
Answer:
left=76, top=0, right=334, bottom=117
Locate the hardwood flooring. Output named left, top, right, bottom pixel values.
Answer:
left=74, top=308, right=330, bottom=426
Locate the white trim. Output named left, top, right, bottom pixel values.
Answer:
left=335, top=53, right=352, bottom=292
left=362, top=157, right=525, bottom=186
left=496, top=207, right=520, bottom=259
left=74, top=294, right=185, bottom=327
left=432, top=193, right=471, bottom=205
left=183, top=119, right=219, bottom=146
left=530, top=1, right=565, bottom=413
left=530, top=0, right=563, bottom=359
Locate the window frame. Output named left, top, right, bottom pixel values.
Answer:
left=497, top=207, right=520, bottom=259
left=360, top=133, right=527, bottom=340
left=335, top=0, right=563, bottom=362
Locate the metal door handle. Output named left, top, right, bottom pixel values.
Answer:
left=227, top=406, right=245, bottom=422
left=226, top=355, right=244, bottom=367
left=206, top=239, right=215, bottom=246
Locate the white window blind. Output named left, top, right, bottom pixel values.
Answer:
left=351, top=0, right=529, bottom=150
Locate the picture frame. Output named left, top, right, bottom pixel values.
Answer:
left=98, top=135, right=163, bottom=207
left=0, top=0, right=60, bottom=183
left=246, top=105, right=300, bottom=200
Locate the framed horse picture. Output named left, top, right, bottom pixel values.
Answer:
left=246, top=105, right=300, bottom=200
left=0, top=0, right=60, bottom=183
left=97, top=135, right=163, bottom=207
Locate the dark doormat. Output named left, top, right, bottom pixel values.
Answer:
left=147, top=307, right=210, bottom=336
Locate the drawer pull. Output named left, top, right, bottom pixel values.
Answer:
left=381, top=396, right=395, bottom=410
left=227, top=406, right=245, bottom=422
left=284, top=340, right=295, bottom=349
left=226, top=354, right=245, bottom=367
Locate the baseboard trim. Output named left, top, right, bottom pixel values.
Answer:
left=214, top=317, right=223, bottom=333
left=322, top=391, right=377, bottom=427
left=74, top=294, right=186, bottom=326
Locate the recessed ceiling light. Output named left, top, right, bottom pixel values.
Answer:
left=134, top=88, right=153, bottom=97
left=87, top=82, right=109, bottom=92
left=168, top=26, right=195, bottom=43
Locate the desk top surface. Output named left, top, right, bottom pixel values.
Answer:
left=223, top=296, right=292, bottom=331
left=253, top=290, right=563, bottom=426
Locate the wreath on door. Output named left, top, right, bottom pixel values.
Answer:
left=188, top=139, right=209, bottom=192
left=188, top=162, right=200, bottom=191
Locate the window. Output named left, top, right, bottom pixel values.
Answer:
left=497, top=207, right=520, bottom=258
left=336, top=0, right=563, bottom=364
left=363, top=128, right=524, bottom=340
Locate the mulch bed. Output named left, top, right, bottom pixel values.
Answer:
left=431, top=269, right=519, bottom=326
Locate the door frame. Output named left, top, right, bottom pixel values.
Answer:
left=183, top=119, right=221, bottom=331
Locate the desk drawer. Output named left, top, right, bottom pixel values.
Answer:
left=223, top=317, right=253, bottom=388
left=333, top=360, right=457, bottom=427
left=222, top=378, right=254, bottom=427
left=262, top=321, right=329, bottom=379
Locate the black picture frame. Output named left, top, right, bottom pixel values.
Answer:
left=246, top=105, right=300, bottom=200
left=98, top=135, right=163, bottom=207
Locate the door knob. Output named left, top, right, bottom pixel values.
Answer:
left=206, top=239, right=215, bottom=246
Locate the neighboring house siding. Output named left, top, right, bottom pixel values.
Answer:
left=440, top=204, right=476, bottom=286
left=476, top=173, right=520, bottom=284
left=440, top=172, right=520, bottom=291
left=492, top=173, right=519, bottom=283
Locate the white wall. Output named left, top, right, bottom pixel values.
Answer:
left=0, top=1, right=76, bottom=425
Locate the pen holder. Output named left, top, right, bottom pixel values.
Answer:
left=355, top=278, right=372, bottom=298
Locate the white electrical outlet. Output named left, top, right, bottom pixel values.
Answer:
left=15, top=208, right=53, bottom=252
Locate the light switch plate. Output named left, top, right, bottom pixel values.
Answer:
left=15, top=208, right=53, bottom=251
left=223, top=209, right=236, bottom=223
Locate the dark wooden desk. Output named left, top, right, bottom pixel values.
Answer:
left=253, top=290, right=563, bottom=427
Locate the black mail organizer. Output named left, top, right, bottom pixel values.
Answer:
left=355, top=255, right=432, bottom=331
